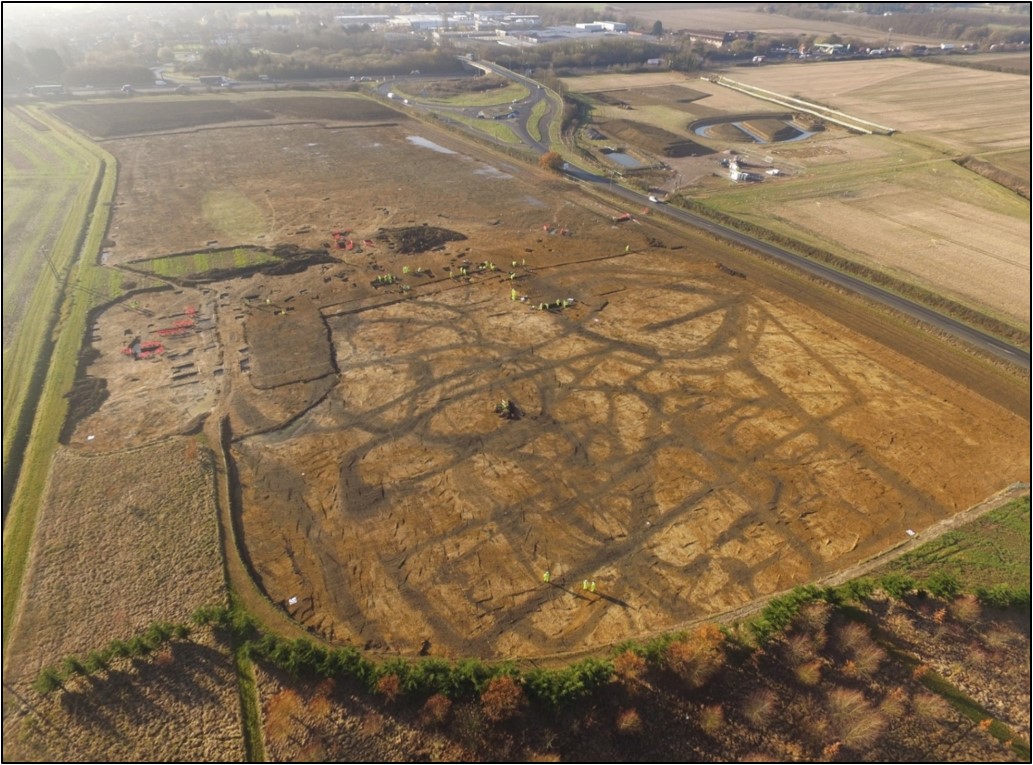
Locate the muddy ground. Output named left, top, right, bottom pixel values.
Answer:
left=52, top=94, right=1030, bottom=661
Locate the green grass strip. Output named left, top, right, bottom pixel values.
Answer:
left=129, top=247, right=279, bottom=280
left=884, top=496, right=1030, bottom=591
left=2, top=108, right=118, bottom=651
left=444, top=113, right=523, bottom=144
left=528, top=97, right=547, bottom=144
left=234, top=645, right=267, bottom=762
left=919, top=669, right=1031, bottom=759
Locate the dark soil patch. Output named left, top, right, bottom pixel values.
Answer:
left=741, top=119, right=802, bottom=143
left=374, top=225, right=467, bottom=254
left=52, top=101, right=276, bottom=138
left=621, top=84, right=713, bottom=105
left=245, top=300, right=336, bottom=390
left=704, top=121, right=749, bottom=142
left=601, top=118, right=713, bottom=157
left=248, top=96, right=403, bottom=122
left=60, top=334, right=114, bottom=445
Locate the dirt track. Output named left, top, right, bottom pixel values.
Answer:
left=51, top=95, right=1031, bottom=660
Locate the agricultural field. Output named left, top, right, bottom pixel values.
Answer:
left=564, top=64, right=1031, bottom=328
left=628, top=2, right=944, bottom=46
left=729, top=59, right=1030, bottom=155
left=2, top=86, right=1029, bottom=760
left=21, top=93, right=1028, bottom=666
left=2, top=108, right=99, bottom=476
left=2, top=441, right=240, bottom=761
left=941, top=51, right=1031, bottom=75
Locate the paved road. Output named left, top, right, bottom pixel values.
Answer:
left=461, top=63, right=1032, bottom=372
left=440, top=61, right=1028, bottom=372
left=562, top=167, right=1030, bottom=370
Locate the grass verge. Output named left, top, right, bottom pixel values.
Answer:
left=2, top=109, right=96, bottom=497
left=882, top=496, right=1030, bottom=591
left=235, top=643, right=267, bottom=762
left=2, top=108, right=118, bottom=651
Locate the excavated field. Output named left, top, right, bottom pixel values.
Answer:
left=51, top=94, right=1031, bottom=661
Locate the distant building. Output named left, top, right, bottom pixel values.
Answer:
left=499, top=22, right=630, bottom=46
left=30, top=84, right=65, bottom=96
left=687, top=30, right=754, bottom=48
left=334, top=15, right=390, bottom=28
left=576, top=21, right=628, bottom=33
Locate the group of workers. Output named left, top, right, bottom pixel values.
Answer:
left=542, top=570, right=597, bottom=594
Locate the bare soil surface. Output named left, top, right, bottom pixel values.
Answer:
left=41, top=94, right=1029, bottom=666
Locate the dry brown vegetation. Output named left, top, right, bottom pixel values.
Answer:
left=1, top=441, right=238, bottom=761
left=242, top=590, right=1028, bottom=762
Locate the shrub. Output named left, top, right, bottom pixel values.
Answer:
left=950, top=594, right=982, bottom=624
left=613, top=650, right=647, bottom=688
left=700, top=704, right=725, bottom=736
left=913, top=691, right=951, bottom=720
left=852, top=640, right=886, bottom=679
left=878, top=574, right=916, bottom=599
left=795, top=659, right=823, bottom=686
left=666, top=624, right=725, bottom=688
left=616, top=707, right=643, bottom=735
left=539, top=151, right=564, bottom=172
left=33, top=667, right=63, bottom=695
left=743, top=688, right=777, bottom=726
left=83, top=650, right=109, bottom=673
left=975, top=584, right=1030, bottom=609
left=838, top=577, right=876, bottom=603
left=376, top=673, right=402, bottom=703
left=792, top=601, right=833, bottom=636
left=523, top=659, right=613, bottom=710
left=108, top=639, right=132, bottom=658
left=925, top=572, right=961, bottom=599
left=447, top=658, right=491, bottom=700
left=480, top=675, right=526, bottom=722
left=62, top=656, right=87, bottom=676
left=783, top=632, right=817, bottom=667
left=751, top=585, right=829, bottom=641
left=420, top=693, right=453, bottom=727
left=879, top=687, right=908, bottom=719
left=407, top=657, right=453, bottom=697
left=836, top=621, right=870, bottom=653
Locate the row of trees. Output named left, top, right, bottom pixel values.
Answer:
left=36, top=567, right=1027, bottom=706
left=776, top=3, right=1031, bottom=45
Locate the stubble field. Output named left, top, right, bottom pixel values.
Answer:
left=2, top=440, right=240, bottom=761
left=564, top=64, right=1031, bottom=327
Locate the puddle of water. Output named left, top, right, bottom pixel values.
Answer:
left=606, top=152, right=645, bottom=169
left=407, top=135, right=456, bottom=154
left=475, top=166, right=513, bottom=179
